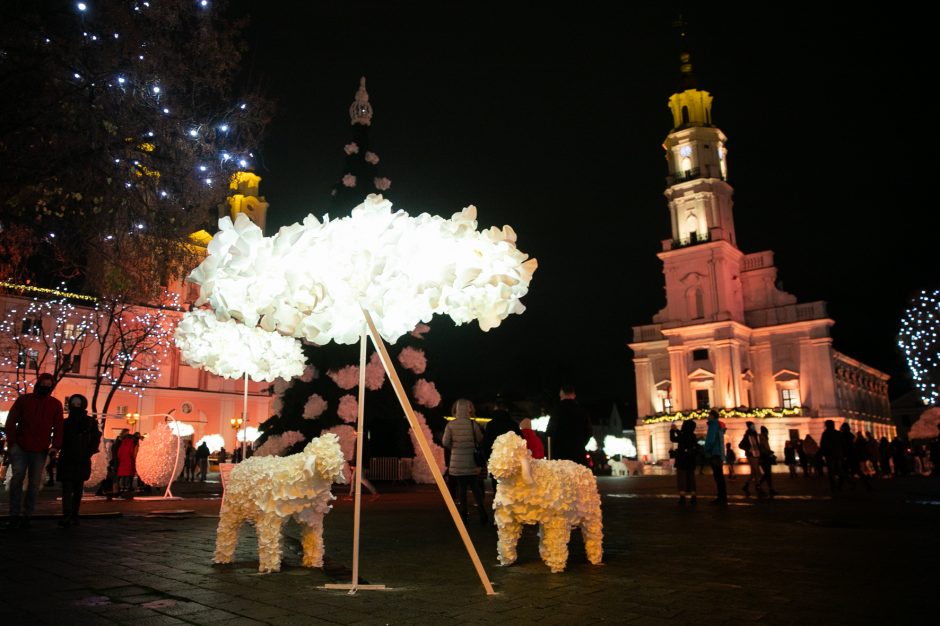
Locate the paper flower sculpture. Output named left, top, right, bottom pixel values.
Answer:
left=488, top=432, right=603, bottom=573
left=409, top=410, right=445, bottom=484
left=324, top=424, right=358, bottom=483
left=137, top=422, right=183, bottom=487
left=174, top=309, right=306, bottom=382
left=302, top=394, right=328, bottom=420
left=186, top=194, right=537, bottom=346
left=214, top=433, right=347, bottom=573
left=398, top=346, right=427, bottom=374
left=254, top=431, right=306, bottom=457
left=88, top=440, right=111, bottom=488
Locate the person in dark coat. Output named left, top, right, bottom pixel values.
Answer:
left=195, top=441, right=210, bottom=481
left=819, top=420, right=843, bottom=493
left=545, top=385, right=592, bottom=465
left=669, top=420, right=699, bottom=504
left=57, top=395, right=101, bottom=527
left=481, top=405, right=520, bottom=492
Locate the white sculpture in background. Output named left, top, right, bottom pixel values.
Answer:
left=487, top=432, right=603, bottom=573
left=136, top=422, right=183, bottom=487
left=213, top=433, right=346, bottom=573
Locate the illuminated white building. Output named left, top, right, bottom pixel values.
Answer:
left=630, top=54, right=894, bottom=462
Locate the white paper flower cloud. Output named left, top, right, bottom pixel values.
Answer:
left=409, top=410, right=445, bottom=484
left=174, top=309, right=306, bottom=382
left=255, top=431, right=306, bottom=457
left=186, top=194, right=537, bottom=346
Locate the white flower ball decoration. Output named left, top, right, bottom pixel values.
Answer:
left=254, top=431, right=306, bottom=457
left=409, top=410, right=445, bottom=484
left=137, top=422, right=184, bottom=487
left=337, top=394, right=359, bottom=424
left=398, top=346, right=427, bottom=374
left=413, top=379, right=441, bottom=408
left=302, top=394, right=328, bottom=420
left=328, top=365, right=359, bottom=390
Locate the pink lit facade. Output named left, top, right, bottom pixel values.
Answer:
left=630, top=80, right=894, bottom=463
left=0, top=180, right=273, bottom=446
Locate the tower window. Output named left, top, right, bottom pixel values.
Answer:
left=681, top=106, right=690, bottom=125
left=692, top=349, right=708, bottom=361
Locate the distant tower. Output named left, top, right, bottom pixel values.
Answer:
left=226, top=171, right=269, bottom=234
left=331, top=77, right=392, bottom=212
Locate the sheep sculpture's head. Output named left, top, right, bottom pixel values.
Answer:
left=302, top=433, right=348, bottom=485
left=488, top=432, right=534, bottom=485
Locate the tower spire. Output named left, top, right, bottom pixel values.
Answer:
left=672, top=14, right=697, bottom=91
left=349, top=76, right=373, bottom=126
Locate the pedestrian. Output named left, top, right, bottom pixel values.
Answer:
left=802, top=434, right=819, bottom=477
left=725, top=442, right=736, bottom=479
left=879, top=436, right=892, bottom=477
left=232, top=446, right=242, bottom=464
left=195, top=441, right=210, bottom=481
left=57, top=394, right=101, bottom=527
left=545, top=384, right=592, bottom=465
left=4, top=372, right=64, bottom=529
left=704, top=410, right=727, bottom=504
left=820, top=420, right=844, bottom=494
left=784, top=440, right=798, bottom=478
left=481, top=403, right=520, bottom=492
left=738, top=421, right=765, bottom=498
left=442, top=398, right=488, bottom=525
left=116, top=430, right=139, bottom=497
left=843, top=426, right=873, bottom=490
left=217, top=446, right=227, bottom=465
left=183, top=440, right=196, bottom=480
left=0, top=433, right=8, bottom=484
left=669, top=420, right=698, bottom=505
left=865, top=431, right=880, bottom=476
left=519, top=418, right=545, bottom=460
left=44, top=448, right=57, bottom=486
left=757, top=425, right=778, bottom=497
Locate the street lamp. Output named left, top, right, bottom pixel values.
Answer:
left=230, top=413, right=247, bottom=461
left=125, top=412, right=140, bottom=432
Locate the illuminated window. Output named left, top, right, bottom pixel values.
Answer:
left=663, top=397, right=673, bottom=413
left=781, top=388, right=800, bottom=409
left=63, top=323, right=78, bottom=339
left=21, top=317, right=42, bottom=336
left=19, top=348, right=39, bottom=370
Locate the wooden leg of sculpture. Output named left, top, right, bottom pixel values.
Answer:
left=241, top=371, right=248, bottom=463
left=362, top=308, right=496, bottom=595
left=324, top=327, right=387, bottom=593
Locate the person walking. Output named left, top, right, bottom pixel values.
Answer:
left=784, top=440, right=798, bottom=478
left=195, top=441, right=210, bottom=481
left=442, top=398, right=488, bottom=525
left=4, top=372, right=64, bottom=529
left=481, top=404, right=519, bottom=492
left=116, top=430, right=139, bottom=497
left=669, top=420, right=699, bottom=505
left=802, top=434, right=819, bottom=477
left=820, top=420, right=844, bottom=494
left=704, top=410, right=727, bottom=504
left=725, top=442, right=736, bottom=479
left=57, top=395, right=101, bottom=527
left=757, top=425, right=777, bottom=497
left=183, top=441, right=196, bottom=481
left=545, top=385, right=592, bottom=465
left=519, top=418, right=545, bottom=460
left=738, top=421, right=765, bottom=498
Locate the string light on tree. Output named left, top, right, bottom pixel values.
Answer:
left=898, top=289, right=940, bottom=406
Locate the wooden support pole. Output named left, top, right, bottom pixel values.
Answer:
left=361, top=308, right=496, bottom=596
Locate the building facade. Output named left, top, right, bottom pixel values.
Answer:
left=630, top=55, right=894, bottom=462
left=0, top=177, right=273, bottom=447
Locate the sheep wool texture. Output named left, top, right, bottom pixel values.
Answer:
left=488, top=432, right=603, bottom=573
left=214, top=433, right=346, bottom=573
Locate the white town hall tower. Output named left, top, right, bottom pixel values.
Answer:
left=630, top=50, right=894, bottom=462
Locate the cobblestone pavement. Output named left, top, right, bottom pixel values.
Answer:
left=1, top=471, right=937, bottom=624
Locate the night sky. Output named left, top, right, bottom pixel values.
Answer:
left=230, top=2, right=937, bottom=420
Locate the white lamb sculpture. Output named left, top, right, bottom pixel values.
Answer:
left=214, top=433, right=346, bottom=573
left=488, top=432, right=603, bottom=573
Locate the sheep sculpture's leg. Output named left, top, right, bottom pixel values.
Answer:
left=213, top=505, right=242, bottom=564
left=581, top=515, right=604, bottom=565
left=539, top=518, right=572, bottom=573
left=494, top=507, right=523, bottom=566
left=256, top=513, right=285, bottom=573
left=299, top=515, right=325, bottom=568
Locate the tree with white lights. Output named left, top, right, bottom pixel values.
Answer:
left=0, top=0, right=271, bottom=300
left=89, top=294, right=179, bottom=416
left=0, top=294, right=95, bottom=401
left=899, top=288, right=940, bottom=406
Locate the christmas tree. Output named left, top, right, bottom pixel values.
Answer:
left=255, top=79, right=446, bottom=480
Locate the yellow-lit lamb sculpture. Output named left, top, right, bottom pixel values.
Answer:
left=214, top=433, right=346, bottom=573
left=488, top=432, right=603, bottom=573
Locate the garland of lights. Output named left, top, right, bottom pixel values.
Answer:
left=0, top=281, right=98, bottom=302
left=898, top=288, right=940, bottom=407
left=642, top=406, right=803, bottom=425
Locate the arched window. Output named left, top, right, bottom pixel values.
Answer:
left=681, top=106, right=690, bottom=125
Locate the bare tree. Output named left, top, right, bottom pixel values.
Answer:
left=0, top=294, right=95, bottom=401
